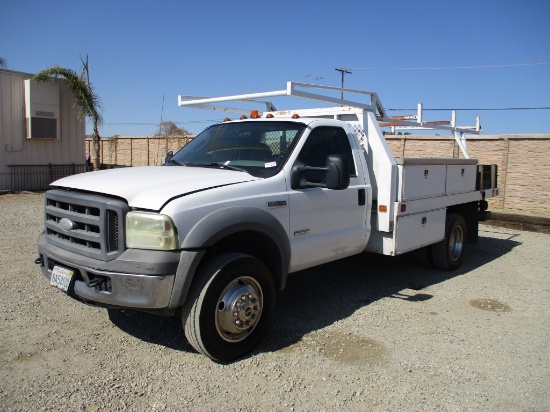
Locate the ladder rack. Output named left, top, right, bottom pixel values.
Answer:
left=179, top=82, right=480, bottom=131
left=179, top=82, right=480, bottom=159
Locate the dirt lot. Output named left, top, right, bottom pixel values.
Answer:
left=1, top=192, right=549, bottom=411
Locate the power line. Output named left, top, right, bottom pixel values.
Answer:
left=90, top=107, right=550, bottom=129
left=91, top=108, right=550, bottom=127
left=388, top=107, right=550, bottom=111
left=88, top=119, right=218, bottom=126
left=349, top=61, right=550, bottom=71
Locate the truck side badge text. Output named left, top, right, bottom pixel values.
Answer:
left=267, top=200, right=287, bottom=209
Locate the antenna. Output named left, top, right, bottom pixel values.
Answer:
left=160, top=93, right=165, bottom=124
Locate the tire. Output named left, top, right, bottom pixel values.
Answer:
left=413, top=245, right=433, bottom=267
left=182, top=253, right=276, bottom=362
left=431, top=213, right=467, bottom=271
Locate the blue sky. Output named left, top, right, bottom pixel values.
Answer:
left=2, top=0, right=549, bottom=137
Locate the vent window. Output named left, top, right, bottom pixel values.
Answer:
left=24, top=79, right=60, bottom=139
left=35, top=110, right=55, bottom=118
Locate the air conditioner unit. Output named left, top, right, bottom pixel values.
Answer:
left=24, top=79, right=60, bottom=139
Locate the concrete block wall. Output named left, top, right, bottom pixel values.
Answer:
left=87, top=136, right=192, bottom=168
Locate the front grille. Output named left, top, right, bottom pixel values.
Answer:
left=45, top=190, right=129, bottom=261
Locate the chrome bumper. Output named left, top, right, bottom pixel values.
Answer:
left=37, top=233, right=178, bottom=309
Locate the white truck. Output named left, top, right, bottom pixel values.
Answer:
left=36, top=82, right=498, bottom=361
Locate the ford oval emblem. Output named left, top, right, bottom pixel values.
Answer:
left=59, top=217, right=76, bottom=231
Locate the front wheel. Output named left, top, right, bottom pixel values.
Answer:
left=182, top=253, right=276, bottom=362
left=431, top=213, right=467, bottom=271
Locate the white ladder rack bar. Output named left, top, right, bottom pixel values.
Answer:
left=179, top=81, right=479, bottom=135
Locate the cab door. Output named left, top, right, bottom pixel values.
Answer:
left=287, top=125, right=369, bottom=272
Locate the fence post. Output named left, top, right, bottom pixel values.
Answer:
left=130, top=137, right=133, bottom=167
left=502, top=138, right=510, bottom=210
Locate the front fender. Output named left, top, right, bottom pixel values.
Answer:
left=169, top=207, right=290, bottom=308
left=183, top=207, right=289, bottom=253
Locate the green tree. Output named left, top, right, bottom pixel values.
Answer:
left=33, top=57, right=103, bottom=170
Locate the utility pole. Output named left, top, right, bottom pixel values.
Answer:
left=335, top=67, right=352, bottom=99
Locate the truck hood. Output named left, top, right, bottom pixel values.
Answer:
left=52, top=166, right=260, bottom=210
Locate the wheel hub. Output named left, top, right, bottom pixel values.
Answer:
left=216, top=277, right=263, bottom=342
left=448, top=225, right=464, bottom=261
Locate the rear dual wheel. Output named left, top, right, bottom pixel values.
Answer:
left=431, top=213, right=467, bottom=271
left=182, top=253, right=276, bottom=362
left=414, top=213, right=467, bottom=271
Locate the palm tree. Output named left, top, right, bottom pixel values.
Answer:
left=33, top=59, right=103, bottom=170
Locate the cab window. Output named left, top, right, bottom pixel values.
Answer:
left=296, top=127, right=356, bottom=183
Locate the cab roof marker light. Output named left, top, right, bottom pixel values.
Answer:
left=223, top=117, right=232, bottom=122
left=250, top=110, right=261, bottom=118
left=266, top=113, right=274, bottom=118
left=240, top=115, right=248, bottom=120
left=292, top=113, right=300, bottom=119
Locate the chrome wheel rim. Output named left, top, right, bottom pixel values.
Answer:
left=448, top=225, right=464, bottom=261
left=215, top=276, right=263, bottom=343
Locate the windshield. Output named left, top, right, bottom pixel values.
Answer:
left=168, top=121, right=306, bottom=177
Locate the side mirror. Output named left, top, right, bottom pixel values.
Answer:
left=164, top=150, right=174, bottom=164
left=291, top=154, right=350, bottom=190
left=325, top=155, right=350, bottom=190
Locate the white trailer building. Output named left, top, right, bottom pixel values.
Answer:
left=0, top=69, right=86, bottom=190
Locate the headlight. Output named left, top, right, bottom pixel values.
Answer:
left=126, top=212, right=178, bottom=250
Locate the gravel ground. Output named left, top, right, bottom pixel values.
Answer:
left=0, top=192, right=549, bottom=411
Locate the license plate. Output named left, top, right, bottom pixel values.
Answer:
left=50, top=266, right=73, bottom=292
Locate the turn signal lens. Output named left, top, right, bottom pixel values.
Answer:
left=379, top=205, right=388, bottom=213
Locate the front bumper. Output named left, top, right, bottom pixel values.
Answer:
left=37, top=232, right=179, bottom=309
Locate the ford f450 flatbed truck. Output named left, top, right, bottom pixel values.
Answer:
left=36, top=82, right=498, bottom=361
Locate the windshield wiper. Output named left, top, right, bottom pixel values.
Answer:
left=165, top=158, right=187, bottom=166
left=188, top=162, right=247, bottom=172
